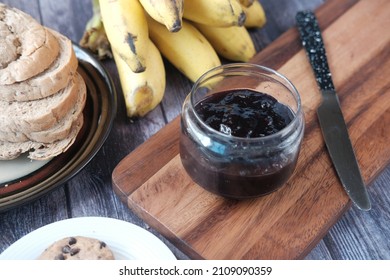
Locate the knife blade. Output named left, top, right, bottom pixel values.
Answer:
left=296, top=11, right=371, bottom=211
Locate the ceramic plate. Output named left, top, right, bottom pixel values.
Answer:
left=0, top=155, right=51, bottom=184
left=0, top=217, right=176, bottom=260
left=0, top=45, right=117, bottom=212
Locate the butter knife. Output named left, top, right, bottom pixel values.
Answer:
left=296, top=11, right=371, bottom=211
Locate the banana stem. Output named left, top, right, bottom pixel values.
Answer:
left=79, top=0, right=112, bottom=59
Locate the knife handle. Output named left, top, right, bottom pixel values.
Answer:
left=296, top=11, right=335, bottom=91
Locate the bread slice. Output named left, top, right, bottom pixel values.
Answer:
left=0, top=21, right=18, bottom=69
left=1, top=3, right=45, bottom=68
left=0, top=28, right=78, bottom=102
left=0, top=73, right=82, bottom=133
left=0, top=115, right=84, bottom=160
left=0, top=75, right=86, bottom=143
left=0, top=4, right=60, bottom=84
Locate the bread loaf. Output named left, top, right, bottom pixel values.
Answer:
left=0, top=4, right=87, bottom=160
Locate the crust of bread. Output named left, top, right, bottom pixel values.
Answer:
left=0, top=5, right=60, bottom=85
left=0, top=28, right=78, bottom=102
left=0, top=76, right=86, bottom=143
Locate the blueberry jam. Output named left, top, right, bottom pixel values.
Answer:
left=180, top=89, right=300, bottom=199
left=195, top=89, right=294, bottom=137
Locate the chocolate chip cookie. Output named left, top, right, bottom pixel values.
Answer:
left=38, top=236, right=115, bottom=260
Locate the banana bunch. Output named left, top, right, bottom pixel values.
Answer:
left=80, top=0, right=266, bottom=117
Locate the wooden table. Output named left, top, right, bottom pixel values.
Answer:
left=1, top=0, right=389, bottom=260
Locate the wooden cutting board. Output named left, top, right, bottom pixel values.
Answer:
left=112, top=0, right=390, bottom=259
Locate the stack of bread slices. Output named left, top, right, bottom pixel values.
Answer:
left=0, top=3, right=86, bottom=161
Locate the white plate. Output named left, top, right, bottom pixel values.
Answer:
left=0, top=217, right=176, bottom=260
left=0, top=154, right=50, bottom=184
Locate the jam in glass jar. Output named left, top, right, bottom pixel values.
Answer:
left=180, top=63, right=304, bottom=199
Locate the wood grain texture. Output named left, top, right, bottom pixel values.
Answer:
left=112, top=0, right=390, bottom=259
left=1, top=0, right=390, bottom=261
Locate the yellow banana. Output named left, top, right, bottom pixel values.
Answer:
left=238, top=0, right=255, bottom=7
left=193, top=23, right=256, bottom=62
left=147, top=16, right=221, bottom=83
left=99, top=0, right=148, bottom=73
left=113, top=40, right=166, bottom=117
left=183, top=0, right=246, bottom=27
left=139, top=0, right=184, bottom=32
left=242, top=0, right=267, bottom=28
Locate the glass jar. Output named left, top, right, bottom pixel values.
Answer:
left=180, top=63, right=304, bottom=199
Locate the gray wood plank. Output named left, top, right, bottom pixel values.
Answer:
left=320, top=168, right=390, bottom=260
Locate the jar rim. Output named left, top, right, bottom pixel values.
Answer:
left=189, top=63, right=303, bottom=142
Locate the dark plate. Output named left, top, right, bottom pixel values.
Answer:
left=0, top=44, right=117, bottom=212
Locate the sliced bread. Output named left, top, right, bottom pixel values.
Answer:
left=0, top=73, right=82, bottom=133
left=0, top=28, right=78, bottom=102
left=0, top=115, right=84, bottom=160
left=0, top=4, right=60, bottom=84
left=0, top=74, right=86, bottom=143
left=0, top=4, right=88, bottom=161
